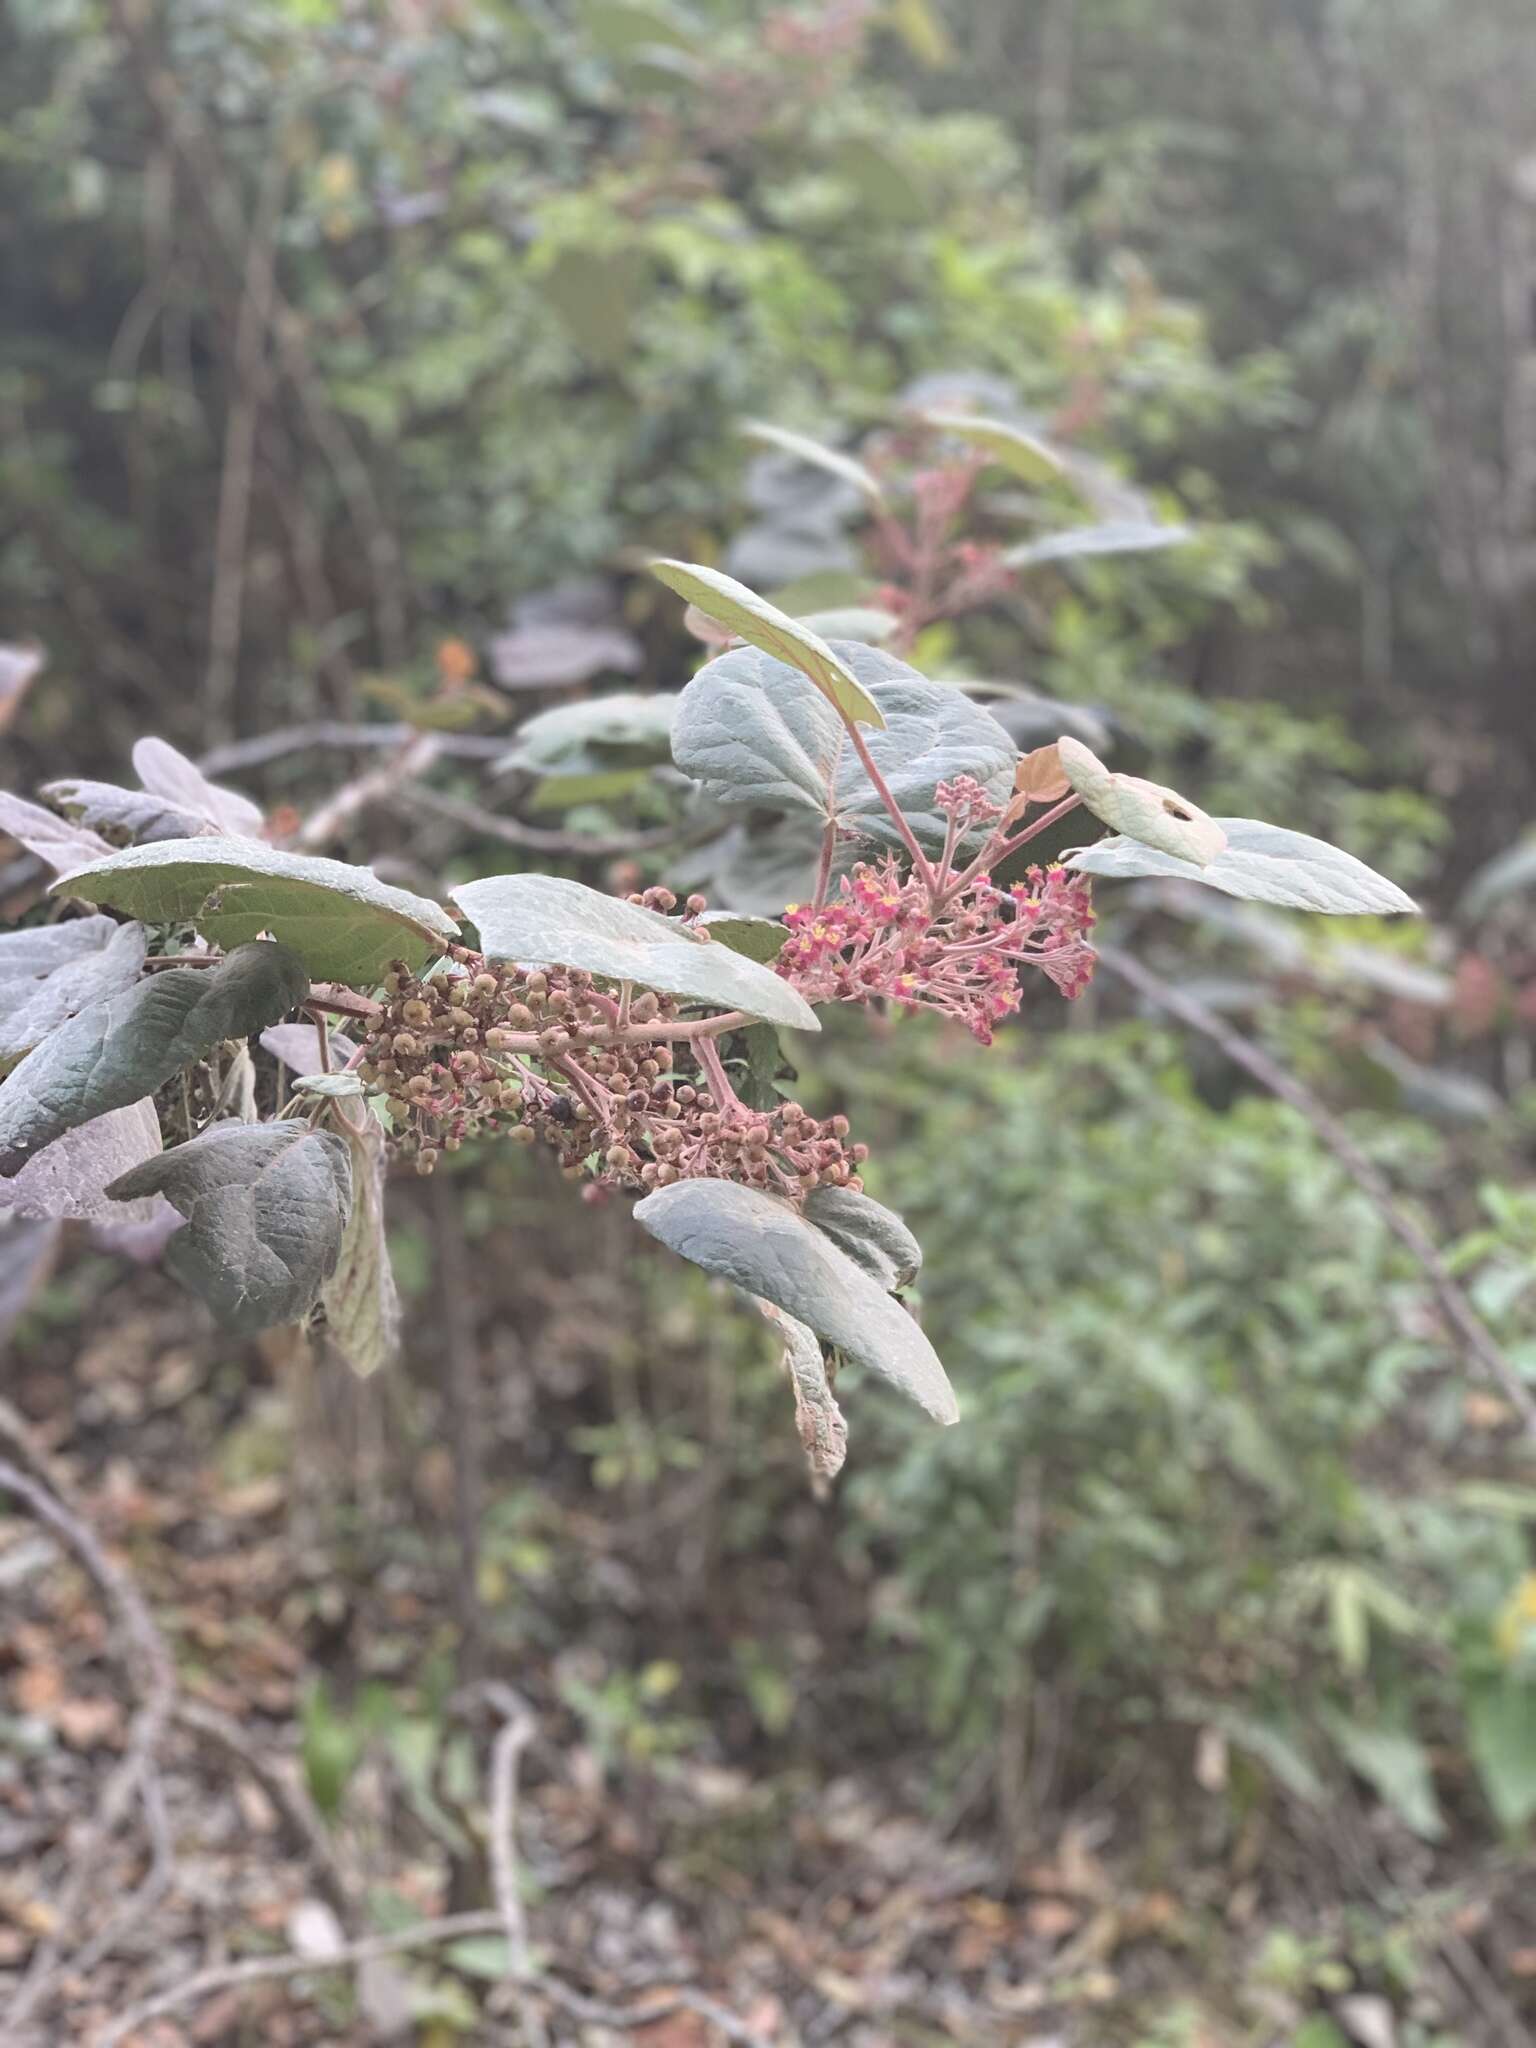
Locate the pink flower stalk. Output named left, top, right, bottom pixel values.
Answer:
left=778, top=818, right=1097, bottom=1045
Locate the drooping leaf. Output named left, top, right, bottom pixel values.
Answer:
left=649, top=560, right=884, bottom=728
left=692, top=912, right=789, bottom=963
left=734, top=1021, right=787, bottom=1112
left=1323, top=1712, right=1444, bottom=1840
left=495, top=694, right=680, bottom=777
left=0, top=1101, right=167, bottom=1223
left=919, top=410, right=1069, bottom=486
left=131, top=737, right=264, bottom=837
left=55, top=838, right=459, bottom=984
left=0, top=918, right=148, bottom=1069
left=1003, top=520, right=1193, bottom=572
left=1057, top=736, right=1226, bottom=866
left=804, top=1185, right=922, bottom=1291
left=320, top=1115, right=400, bottom=1377
left=0, top=791, right=114, bottom=876
left=740, top=421, right=885, bottom=506
left=107, top=1118, right=352, bottom=1335
left=453, top=874, right=818, bottom=1033
left=760, top=1300, right=847, bottom=1487
left=40, top=778, right=214, bottom=844
left=1067, top=817, right=1418, bottom=915
left=670, top=641, right=1015, bottom=852
left=0, top=942, right=308, bottom=1176
left=634, top=1179, right=957, bottom=1423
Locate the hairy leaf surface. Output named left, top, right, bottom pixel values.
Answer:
left=1067, top=818, right=1418, bottom=914
left=454, top=874, right=818, bottom=1032
left=804, top=1185, right=922, bottom=1291
left=56, top=838, right=458, bottom=984
left=0, top=942, right=308, bottom=1176
left=0, top=918, right=148, bottom=1069
left=634, top=1179, right=956, bottom=1423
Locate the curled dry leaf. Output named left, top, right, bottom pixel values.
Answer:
left=760, top=1300, right=848, bottom=1490
left=1013, top=742, right=1072, bottom=806
left=1057, top=735, right=1226, bottom=867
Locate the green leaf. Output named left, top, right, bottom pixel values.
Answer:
left=1057, top=735, right=1226, bottom=866
left=670, top=642, right=1015, bottom=852
left=740, top=420, right=885, bottom=505
left=920, top=410, right=1069, bottom=486
left=319, top=1115, right=400, bottom=1377
left=649, top=559, right=885, bottom=729
left=1325, top=1715, right=1444, bottom=1840
left=496, top=693, right=680, bottom=777
left=0, top=942, right=309, bottom=1177
left=107, top=1118, right=353, bottom=1334
left=1467, top=1678, right=1536, bottom=1831
left=55, top=837, right=460, bottom=984
left=528, top=768, right=652, bottom=813
left=1067, top=817, right=1419, bottom=915
left=693, top=912, right=789, bottom=963
left=1459, top=833, right=1536, bottom=920
left=804, top=1186, right=922, bottom=1292
left=0, top=917, right=148, bottom=1070
left=633, top=1179, right=957, bottom=1423
left=1003, top=520, right=1193, bottom=571
left=735, top=1021, right=786, bottom=1111
left=453, top=873, right=819, bottom=1033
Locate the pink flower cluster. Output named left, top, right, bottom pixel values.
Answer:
left=776, top=845, right=1097, bottom=1045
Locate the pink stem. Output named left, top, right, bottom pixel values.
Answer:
left=843, top=718, right=934, bottom=888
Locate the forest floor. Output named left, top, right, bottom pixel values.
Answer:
left=2, top=1259, right=1533, bottom=2048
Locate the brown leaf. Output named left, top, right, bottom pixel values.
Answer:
left=1013, top=742, right=1071, bottom=805
left=53, top=1694, right=124, bottom=1749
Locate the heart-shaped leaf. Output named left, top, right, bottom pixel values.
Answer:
left=650, top=559, right=884, bottom=728
left=56, top=838, right=459, bottom=985
left=453, top=874, right=819, bottom=1033
left=1067, top=817, right=1418, bottom=915
left=1058, top=736, right=1226, bottom=866
left=740, top=421, right=885, bottom=506
left=107, top=1119, right=352, bottom=1334
left=671, top=643, right=1015, bottom=852
left=1003, top=520, right=1193, bottom=572
left=0, top=918, right=148, bottom=1069
left=0, top=941, right=309, bottom=1176
left=803, top=1185, right=922, bottom=1291
left=634, top=1179, right=956, bottom=1423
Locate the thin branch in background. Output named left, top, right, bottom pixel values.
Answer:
left=198, top=722, right=508, bottom=774
left=0, top=1406, right=177, bottom=2038
left=1098, top=943, right=1536, bottom=1437
left=294, top=732, right=442, bottom=851
left=480, top=1684, right=547, bottom=2048
left=204, top=136, right=288, bottom=741
left=404, top=784, right=693, bottom=859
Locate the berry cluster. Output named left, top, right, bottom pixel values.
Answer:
left=356, top=934, right=866, bottom=1196
left=776, top=837, right=1097, bottom=1043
